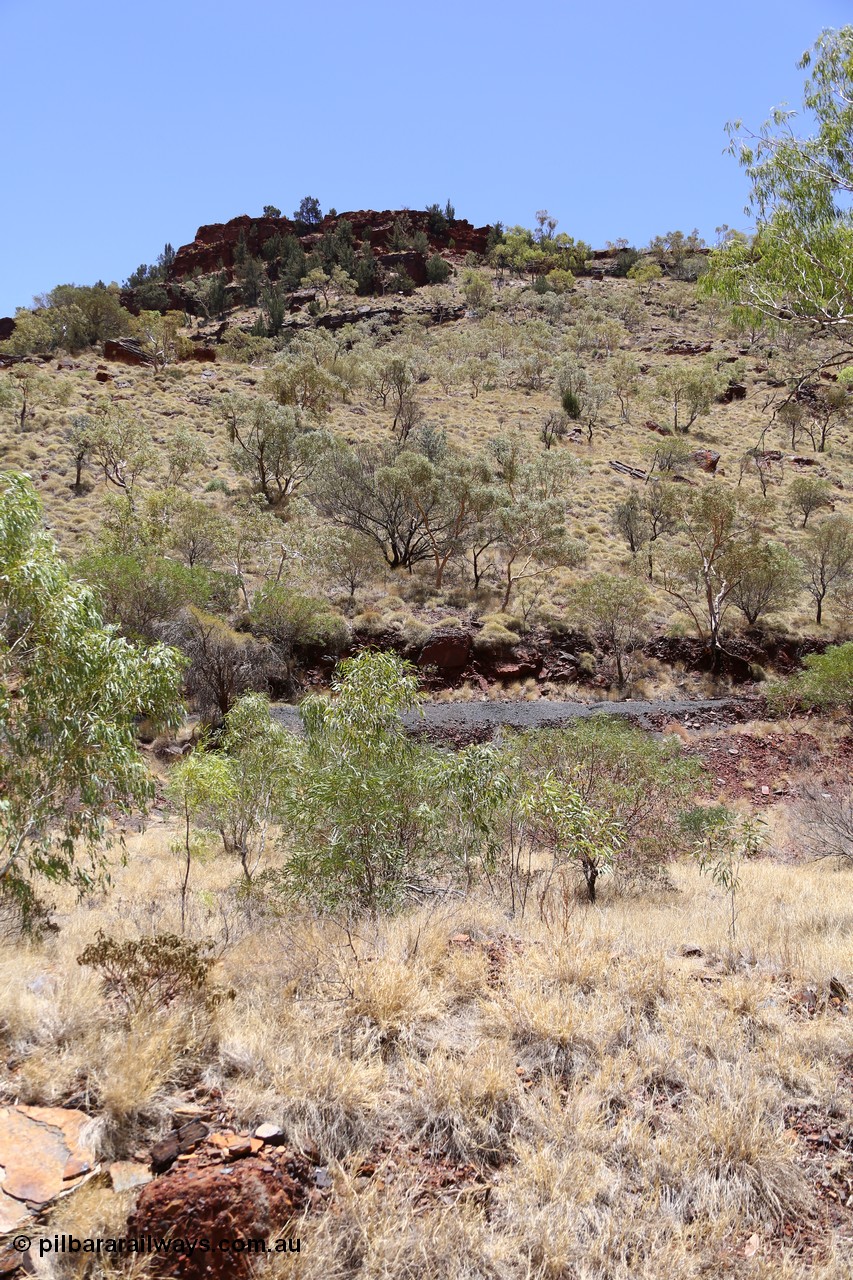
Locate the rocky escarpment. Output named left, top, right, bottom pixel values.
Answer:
left=166, top=209, right=491, bottom=282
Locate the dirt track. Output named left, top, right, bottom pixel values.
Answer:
left=271, top=696, right=753, bottom=739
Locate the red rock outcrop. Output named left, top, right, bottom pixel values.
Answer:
left=168, top=209, right=490, bottom=282
left=128, top=1155, right=310, bottom=1279
left=104, top=337, right=151, bottom=365
left=691, top=448, right=721, bottom=473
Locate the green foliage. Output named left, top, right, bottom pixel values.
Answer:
left=250, top=583, right=350, bottom=673
left=77, top=931, right=215, bottom=1019
left=293, top=195, right=323, bottom=228
left=0, top=472, right=184, bottom=902
left=426, top=253, right=452, bottom=284
left=1, top=284, right=134, bottom=356
left=612, top=247, right=640, bottom=277
left=262, top=205, right=282, bottom=218
left=204, top=271, right=229, bottom=317
left=516, top=772, right=623, bottom=904
left=174, top=694, right=296, bottom=883
left=703, top=27, right=853, bottom=357
left=725, top=539, right=801, bottom=626
left=685, top=806, right=766, bottom=942
left=516, top=717, right=701, bottom=893
left=574, top=573, right=651, bottom=687
left=355, top=243, right=381, bottom=295
left=174, top=607, right=272, bottom=722
left=223, top=393, right=332, bottom=503
left=658, top=487, right=767, bottom=654
left=77, top=551, right=232, bottom=640
left=387, top=268, right=417, bottom=296
left=786, top=474, right=834, bottom=527
left=461, top=269, right=492, bottom=312
left=278, top=651, right=432, bottom=912
left=647, top=230, right=707, bottom=281
left=799, top=513, right=853, bottom=623
left=770, top=641, right=853, bottom=713
left=651, top=359, right=723, bottom=433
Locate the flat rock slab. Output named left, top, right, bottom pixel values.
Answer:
left=0, top=1105, right=98, bottom=1265
left=110, top=1161, right=154, bottom=1193
left=0, top=1105, right=96, bottom=1211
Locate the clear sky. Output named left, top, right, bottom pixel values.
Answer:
left=1, top=0, right=849, bottom=316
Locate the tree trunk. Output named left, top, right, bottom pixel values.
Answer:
left=582, top=859, right=597, bottom=904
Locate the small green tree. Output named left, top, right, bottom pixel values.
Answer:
left=651, top=359, right=722, bottom=433
left=686, top=806, right=766, bottom=944
left=68, top=414, right=94, bottom=493
left=461, top=269, right=492, bottom=312
left=495, top=494, right=585, bottom=610
left=799, top=513, right=853, bottom=623
left=517, top=773, right=624, bottom=905
left=0, top=473, right=184, bottom=913
left=167, top=751, right=223, bottom=932
left=317, top=528, right=382, bottom=601
left=2, top=365, right=50, bottom=432
left=91, top=414, right=156, bottom=504
left=293, top=196, right=323, bottom=228
left=787, top=474, right=834, bottom=527
left=627, top=259, right=662, bottom=297
left=224, top=394, right=331, bottom=504
left=659, top=488, right=766, bottom=660
left=574, top=573, right=651, bottom=688
left=278, top=651, right=432, bottom=913
left=726, top=538, right=801, bottom=626
left=426, top=253, right=452, bottom=284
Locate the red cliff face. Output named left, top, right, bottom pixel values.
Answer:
left=168, top=209, right=490, bottom=280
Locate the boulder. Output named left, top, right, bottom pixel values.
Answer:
left=692, top=448, right=721, bottom=473
left=643, top=419, right=672, bottom=436
left=103, top=338, right=151, bottom=366
left=717, top=381, right=747, bottom=403
left=0, top=316, right=15, bottom=342
left=418, top=635, right=471, bottom=669
left=128, top=1156, right=310, bottom=1279
left=663, top=340, right=712, bottom=356
left=378, top=250, right=428, bottom=287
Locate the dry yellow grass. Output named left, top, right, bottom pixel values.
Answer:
left=1, top=822, right=851, bottom=1277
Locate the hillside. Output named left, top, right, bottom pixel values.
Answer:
left=2, top=207, right=852, bottom=702
left=1, top=198, right=853, bottom=1279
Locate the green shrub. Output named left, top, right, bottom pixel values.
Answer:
left=768, top=642, right=853, bottom=713
left=77, top=552, right=231, bottom=641
left=426, top=254, right=452, bottom=284
left=250, top=584, right=350, bottom=658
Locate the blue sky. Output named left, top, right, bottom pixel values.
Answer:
left=1, top=0, right=849, bottom=315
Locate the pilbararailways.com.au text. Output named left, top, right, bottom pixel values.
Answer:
left=13, top=1233, right=301, bottom=1259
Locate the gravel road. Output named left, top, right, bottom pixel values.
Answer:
left=270, top=696, right=742, bottom=737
